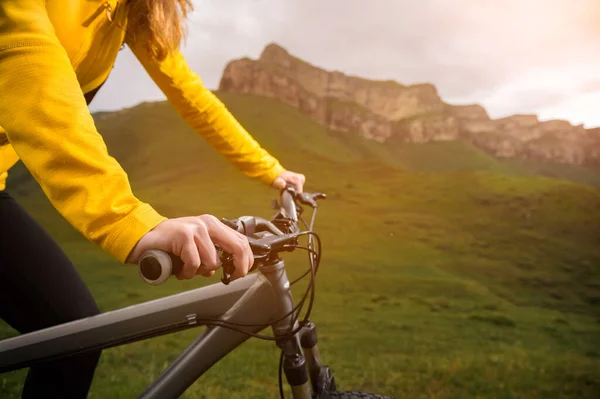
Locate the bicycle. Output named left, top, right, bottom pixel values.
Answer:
left=0, top=186, right=396, bottom=399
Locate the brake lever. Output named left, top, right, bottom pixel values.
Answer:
left=314, top=192, right=327, bottom=200
left=219, top=237, right=270, bottom=285
left=220, top=217, right=241, bottom=232
left=220, top=252, right=236, bottom=285
left=297, top=193, right=317, bottom=208
left=297, top=192, right=327, bottom=208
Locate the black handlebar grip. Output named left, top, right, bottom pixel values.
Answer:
left=281, top=187, right=298, bottom=222
left=138, top=250, right=184, bottom=285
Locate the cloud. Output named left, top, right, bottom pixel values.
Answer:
left=538, top=92, right=600, bottom=126
left=90, top=0, right=600, bottom=127
left=580, top=81, right=600, bottom=94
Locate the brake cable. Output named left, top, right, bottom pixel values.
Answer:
left=191, top=232, right=321, bottom=336
left=189, top=202, right=322, bottom=398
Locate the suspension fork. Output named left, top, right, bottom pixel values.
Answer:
left=260, top=259, right=312, bottom=399
left=299, top=321, right=327, bottom=393
left=275, top=319, right=327, bottom=396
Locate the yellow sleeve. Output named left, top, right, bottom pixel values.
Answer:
left=128, top=42, right=286, bottom=186
left=0, top=127, right=20, bottom=191
left=0, top=0, right=166, bottom=263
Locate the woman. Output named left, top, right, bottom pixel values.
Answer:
left=0, top=0, right=305, bottom=397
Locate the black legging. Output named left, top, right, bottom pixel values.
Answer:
left=0, top=191, right=101, bottom=398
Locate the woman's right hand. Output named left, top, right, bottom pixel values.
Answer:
left=125, top=215, right=254, bottom=281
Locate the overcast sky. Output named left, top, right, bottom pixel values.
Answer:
left=90, top=0, right=600, bottom=128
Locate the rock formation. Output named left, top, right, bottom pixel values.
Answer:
left=219, top=43, right=600, bottom=165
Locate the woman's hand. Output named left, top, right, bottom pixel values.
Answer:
left=272, top=170, right=306, bottom=193
left=126, top=215, right=254, bottom=281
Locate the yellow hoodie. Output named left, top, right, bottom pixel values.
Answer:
left=0, top=0, right=285, bottom=263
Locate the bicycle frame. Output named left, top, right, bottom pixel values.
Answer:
left=0, top=258, right=322, bottom=398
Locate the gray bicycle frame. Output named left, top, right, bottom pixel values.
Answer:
left=0, top=259, right=318, bottom=398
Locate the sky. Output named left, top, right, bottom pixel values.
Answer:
left=90, top=0, right=600, bottom=128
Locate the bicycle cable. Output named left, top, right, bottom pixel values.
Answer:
left=190, top=206, right=322, bottom=333
left=277, top=207, right=320, bottom=398
left=176, top=206, right=321, bottom=398
left=181, top=231, right=321, bottom=339
left=185, top=233, right=320, bottom=331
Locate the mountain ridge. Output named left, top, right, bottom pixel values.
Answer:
left=219, top=43, right=600, bottom=166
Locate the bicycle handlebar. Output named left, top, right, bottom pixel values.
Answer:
left=138, top=186, right=326, bottom=286
left=139, top=250, right=184, bottom=285
left=280, top=188, right=297, bottom=222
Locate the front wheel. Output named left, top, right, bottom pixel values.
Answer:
left=317, top=392, right=397, bottom=399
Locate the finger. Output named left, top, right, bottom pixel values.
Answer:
left=178, top=236, right=201, bottom=280
left=229, top=224, right=251, bottom=241
left=285, top=176, right=300, bottom=193
left=230, top=231, right=255, bottom=274
left=206, top=221, right=253, bottom=280
left=220, top=221, right=254, bottom=258
left=196, top=265, right=216, bottom=277
left=231, top=235, right=254, bottom=280
left=295, top=175, right=305, bottom=193
left=213, top=216, right=251, bottom=250
left=193, top=224, right=219, bottom=271
left=272, top=177, right=285, bottom=190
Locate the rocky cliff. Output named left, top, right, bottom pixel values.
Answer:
left=219, top=43, right=600, bottom=165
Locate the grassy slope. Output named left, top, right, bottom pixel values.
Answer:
left=1, top=92, right=599, bottom=398
left=502, top=158, right=600, bottom=188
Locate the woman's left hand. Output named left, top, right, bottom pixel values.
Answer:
left=272, top=170, right=306, bottom=193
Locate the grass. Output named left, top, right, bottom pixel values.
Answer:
left=1, top=92, right=599, bottom=398
left=502, top=159, right=600, bottom=188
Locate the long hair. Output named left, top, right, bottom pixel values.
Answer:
left=126, top=0, right=194, bottom=61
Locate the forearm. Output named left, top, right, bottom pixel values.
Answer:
left=178, top=87, right=286, bottom=184
left=129, top=44, right=285, bottom=185
left=0, top=0, right=166, bottom=262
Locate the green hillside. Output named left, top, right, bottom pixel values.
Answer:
left=8, top=93, right=599, bottom=193
left=1, top=92, right=599, bottom=398
left=502, top=158, right=600, bottom=188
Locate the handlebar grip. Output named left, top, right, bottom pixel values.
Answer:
left=138, top=248, right=236, bottom=286
left=138, top=250, right=183, bottom=285
left=281, top=187, right=298, bottom=222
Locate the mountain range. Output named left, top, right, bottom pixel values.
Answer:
left=219, top=43, right=600, bottom=167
